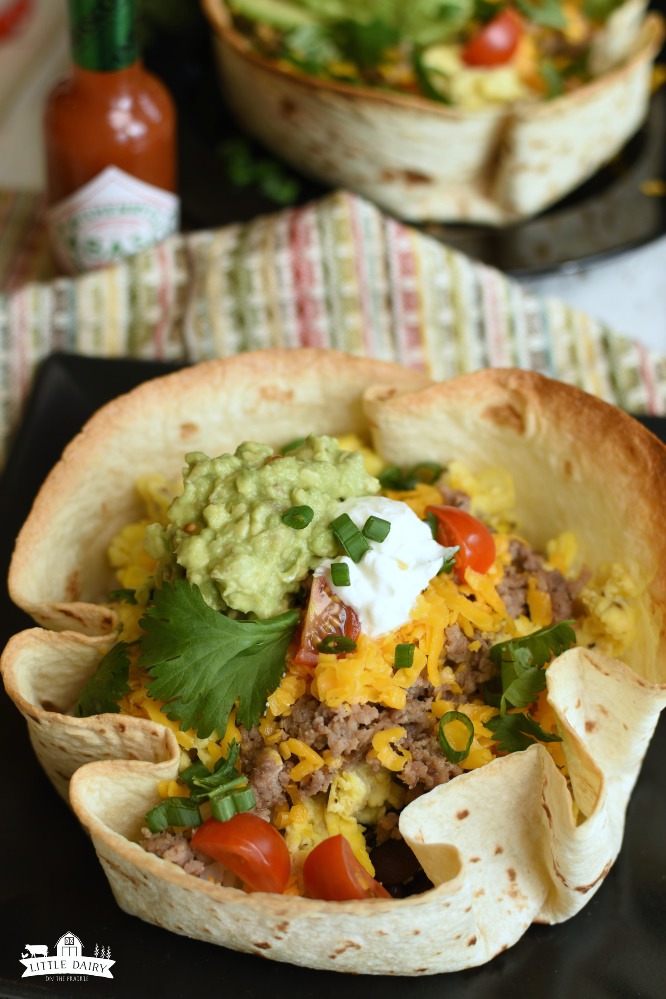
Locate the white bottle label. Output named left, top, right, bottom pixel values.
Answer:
left=47, top=166, right=180, bottom=274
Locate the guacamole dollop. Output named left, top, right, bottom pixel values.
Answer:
left=144, top=436, right=379, bottom=619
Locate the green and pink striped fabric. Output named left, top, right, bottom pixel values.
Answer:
left=1, top=189, right=665, bottom=469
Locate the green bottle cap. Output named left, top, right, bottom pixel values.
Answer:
left=68, top=0, right=138, bottom=73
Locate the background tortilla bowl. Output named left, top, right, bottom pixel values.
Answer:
left=203, top=0, right=665, bottom=223
left=3, top=353, right=666, bottom=973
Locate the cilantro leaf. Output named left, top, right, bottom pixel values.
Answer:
left=490, top=620, right=576, bottom=713
left=486, top=712, right=562, bottom=753
left=500, top=660, right=547, bottom=712
left=75, top=642, right=131, bottom=717
left=139, top=581, right=299, bottom=739
left=515, top=0, right=567, bottom=29
left=474, top=0, right=503, bottom=23
left=583, top=0, right=623, bottom=21
left=490, top=620, right=576, bottom=671
left=438, top=546, right=460, bottom=574
left=218, top=137, right=301, bottom=206
left=282, top=23, right=340, bottom=75
left=294, top=0, right=472, bottom=46
left=331, top=17, right=400, bottom=69
left=398, top=0, right=473, bottom=45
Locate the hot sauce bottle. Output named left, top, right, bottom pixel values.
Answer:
left=44, top=0, right=179, bottom=274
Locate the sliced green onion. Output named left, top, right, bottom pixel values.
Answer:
left=282, top=505, right=314, bottom=529
left=209, top=785, right=257, bottom=822
left=378, top=465, right=404, bottom=489
left=213, top=739, right=241, bottom=772
left=317, top=634, right=357, bottom=654
left=144, top=797, right=202, bottom=834
left=411, top=47, right=451, bottom=104
left=109, top=588, right=137, bottom=605
left=424, top=511, right=438, bottom=540
left=378, top=465, right=417, bottom=491
left=394, top=643, right=415, bottom=669
left=380, top=461, right=442, bottom=492
left=231, top=786, right=257, bottom=812
left=179, top=744, right=245, bottom=800
left=408, top=462, right=442, bottom=485
left=178, top=759, right=210, bottom=790
left=438, top=711, right=474, bottom=765
left=210, top=795, right=237, bottom=822
left=437, top=546, right=460, bottom=574
left=281, top=437, right=306, bottom=454
left=362, top=515, right=391, bottom=543
left=330, top=513, right=371, bottom=563
left=330, top=562, right=351, bottom=587
left=156, top=742, right=252, bottom=822
left=197, top=775, right=247, bottom=799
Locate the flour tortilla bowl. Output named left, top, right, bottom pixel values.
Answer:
left=3, top=353, right=666, bottom=973
left=203, top=0, right=664, bottom=224
left=7, top=352, right=428, bottom=636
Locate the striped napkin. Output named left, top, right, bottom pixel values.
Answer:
left=1, top=189, right=665, bottom=470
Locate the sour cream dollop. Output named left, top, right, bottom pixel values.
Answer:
left=321, top=495, right=449, bottom=637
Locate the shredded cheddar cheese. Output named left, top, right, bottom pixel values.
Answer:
left=526, top=577, right=553, bottom=629
left=258, top=709, right=283, bottom=746
left=279, top=738, right=326, bottom=782
left=368, top=727, right=412, bottom=772
left=532, top=690, right=567, bottom=771
left=158, top=779, right=188, bottom=799
left=311, top=635, right=410, bottom=710
left=562, top=1, right=589, bottom=44
left=386, top=482, right=443, bottom=518
left=117, top=665, right=230, bottom=770
left=267, top=675, right=307, bottom=717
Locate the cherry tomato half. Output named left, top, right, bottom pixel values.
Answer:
left=462, top=8, right=523, bottom=67
left=191, top=813, right=291, bottom=894
left=303, top=834, right=391, bottom=901
left=294, top=575, right=361, bottom=667
left=425, top=504, right=496, bottom=578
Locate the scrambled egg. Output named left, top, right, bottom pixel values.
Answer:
left=577, top=563, right=638, bottom=657
left=335, top=433, right=385, bottom=477
left=280, top=765, right=405, bottom=882
left=107, top=475, right=176, bottom=641
left=446, top=460, right=516, bottom=530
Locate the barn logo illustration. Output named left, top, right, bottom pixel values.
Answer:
left=20, top=932, right=115, bottom=979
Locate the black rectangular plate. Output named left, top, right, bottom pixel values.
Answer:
left=1, top=354, right=665, bottom=999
